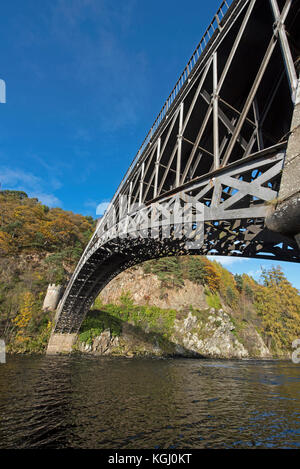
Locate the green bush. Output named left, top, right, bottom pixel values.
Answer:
left=205, top=289, right=222, bottom=309
left=79, top=310, right=122, bottom=345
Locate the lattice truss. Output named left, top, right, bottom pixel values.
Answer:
left=91, top=150, right=288, bottom=254
left=100, top=0, right=298, bottom=209
left=55, top=149, right=300, bottom=334
left=53, top=0, right=300, bottom=333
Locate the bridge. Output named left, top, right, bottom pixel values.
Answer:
left=47, top=0, right=300, bottom=354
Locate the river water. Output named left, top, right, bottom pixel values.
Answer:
left=0, top=356, right=300, bottom=449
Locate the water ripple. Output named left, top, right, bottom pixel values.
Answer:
left=0, top=356, right=300, bottom=448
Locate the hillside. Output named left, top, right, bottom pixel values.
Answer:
left=0, top=190, right=96, bottom=352
left=1, top=190, right=300, bottom=358
left=77, top=258, right=300, bottom=359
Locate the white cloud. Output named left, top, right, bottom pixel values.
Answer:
left=31, top=193, right=61, bottom=207
left=0, top=167, right=41, bottom=188
left=247, top=270, right=261, bottom=279
left=0, top=167, right=61, bottom=207
left=247, top=266, right=268, bottom=280
left=84, top=199, right=111, bottom=216
left=96, top=201, right=110, bottom=216
left=208, top=256, right=250, bottom=266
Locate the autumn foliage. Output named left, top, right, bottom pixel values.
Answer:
left=1, top=190, right=300, bottom=357
left=143, top=257, right=300, bottom=356
left=0, top=190, right=95, bottom=254
left=0, top=190, right=95, bottom=350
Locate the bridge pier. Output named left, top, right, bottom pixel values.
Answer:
left=266, top=74, right=300, bottom=247
left=46, top=333, right=77, bottom=354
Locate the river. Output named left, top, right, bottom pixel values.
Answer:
left=0, top=356, right=300, bottom=449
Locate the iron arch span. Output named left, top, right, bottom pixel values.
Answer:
left=47, top=0, right=300, bottom=353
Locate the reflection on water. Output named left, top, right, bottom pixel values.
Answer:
left=0, top=356, right=300, bottom=448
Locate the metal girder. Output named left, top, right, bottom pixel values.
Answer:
left=269, top=0, right=298, bottom=102
left=51, top=0, right=300, bottom=335
left=221, top=33, right=278, bottom=166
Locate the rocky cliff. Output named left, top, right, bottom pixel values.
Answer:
left=100, top=266, right=208, bottom=311
left=2, top=191, right=299, bottom=357
left=76, top=266, right=273, bottom=359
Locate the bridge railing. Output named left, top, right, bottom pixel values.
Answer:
left=96, top=0, right=235, bottom=233
left=138, top=0, right=233, bottom=155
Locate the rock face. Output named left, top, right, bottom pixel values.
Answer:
left=77, top=308, right=272, bottom=359
left=77, top=267, right=273, bottom=359
left=100, top=267, right=207, bottom=310
left=171, top=309, right=271, bottom=358
left=171, top=310, right=248, bottom=358
left=78, top=329, right=119, bottom=355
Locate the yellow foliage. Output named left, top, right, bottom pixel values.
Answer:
left=0, top=191, right=95, bottom=254
left=0, top=231, right=12, bottom=254
left=255, top=266, right=300, bottom=354
left=13, top=291, right=35, bottom=337
left=202, top=259, right=221, bottom=292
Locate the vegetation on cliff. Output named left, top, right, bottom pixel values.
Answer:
left=1, top=190, right=300, bottom=357
left=0, top=190, right=95, bottom=352
left=147, top=258, right=300, bottom=356
left=79, top=259, right=300, bottom=358
left=79, top=291, right=178, bottom=352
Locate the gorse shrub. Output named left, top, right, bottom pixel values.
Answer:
left=0, top=190, right=96, bottom=348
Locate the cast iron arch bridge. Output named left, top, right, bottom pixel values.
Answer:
left=47, top=0, right=300, bottom=352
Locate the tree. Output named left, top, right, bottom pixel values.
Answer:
left=255, top=266, right=300, bottom=353
left=144, top=257, right=184, bottom=288
left=226, top=286, right=237, bottom=307
left=244, top=283, right=253, bottom=300
left=202, top=259, right=221, bottom=292
left=187, top=257, right=206, bottom=285
left=234, top=274, right=243, bottom=292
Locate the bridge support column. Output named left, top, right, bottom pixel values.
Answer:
left=265, top=74, right=300, bottom=244
left=46, top=333, right=77, bottom=355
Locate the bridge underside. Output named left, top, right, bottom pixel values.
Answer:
left=47, top=0, right=300, bottom=350
left=54, top=230, right=299, bottom=335
left=53, top=145, right=300, bottom=335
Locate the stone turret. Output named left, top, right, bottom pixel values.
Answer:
left=43, top=284, right=62, bottom=312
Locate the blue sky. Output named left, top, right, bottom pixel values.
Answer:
left=0, top=0, right=299, bottom=290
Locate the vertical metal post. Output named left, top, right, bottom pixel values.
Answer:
left=269, top=0, right=297, bottom=102
left=139, top=162, right=145, bottom=206
left=253, top=98, right=264, bottom=151
left=176, top=102, right=184, bottom=187
left=213, top=51, right=219, bottom=170
left=222, top=34, right=278, bottom=166
left=154, top=138, right=161, bottom=198
left=118, top=194, right=124, bottom=220
left=128, top=181, right=133, bottom=212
